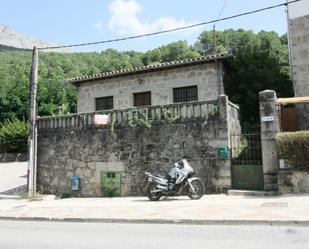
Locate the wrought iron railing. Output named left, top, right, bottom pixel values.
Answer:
left=230, top=133, right=262, bottom=165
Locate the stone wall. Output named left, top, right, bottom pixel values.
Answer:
left=37, top=96, right=235, bottom=197
left=278, top=169, right=309, bottom=194
left=290, top=15, right=309, bottom=97
left=289, top=15, right=309, bottom=130
left=0, top=153, right=27, bottom=162
left=259, top=90, right=280, bottom=191
left=77, top=62, right=223, bottom=113
left=227, top=101, right=241, bottom=138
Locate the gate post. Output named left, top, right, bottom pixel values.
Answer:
left=259, top=90, right=280, bottom=191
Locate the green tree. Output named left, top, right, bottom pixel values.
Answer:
left=196, top=29, right=293, bottom=128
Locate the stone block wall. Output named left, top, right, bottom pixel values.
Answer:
left=37, top=97, right=234, bottom=197
left=77, top=62, right=223, bottom=113
left=290, top=15, right=309, bottom=97
left=289, top=15, right=309, bottom=130
left=278, top=169, right=309, bottom=194
left=0, top=153, right=27, bottom=162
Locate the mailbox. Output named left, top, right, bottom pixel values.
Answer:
left=217, top=146, right=229, bottom=159
left=70, top=176, right=80, bottom=191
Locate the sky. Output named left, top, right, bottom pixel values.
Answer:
left=1, top=0, right=291, bottom=52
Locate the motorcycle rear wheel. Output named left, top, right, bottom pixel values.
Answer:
left=187, top=179, right=204, bottom=200
left=147, top=183, right=162, bottom=201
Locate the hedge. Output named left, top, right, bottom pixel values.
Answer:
left=276, top=131, right=309, bottom=169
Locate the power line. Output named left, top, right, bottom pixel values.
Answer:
left=213, top=0, right=229, bottom=52
left=214, top=0, right=229, bottom=28
left=38, top=0, right=300, bottom=51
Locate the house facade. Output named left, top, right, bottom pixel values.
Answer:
left=36, top=53, right=241, bottom=197
left=69, top=53, right=232, bottom=113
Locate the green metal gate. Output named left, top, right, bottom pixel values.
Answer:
left=231, top=133, right=264, bottom=190
left=101, top=171, right=122, bottom=197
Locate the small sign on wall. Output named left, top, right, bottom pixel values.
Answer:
left=261, top=116, right=274, bottom=122
left=95, top=114, right=109, bottom=125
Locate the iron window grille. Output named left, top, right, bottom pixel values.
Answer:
left=95, top=96, right=113, bottom=111
left=173, top=86, right=198, bottom=103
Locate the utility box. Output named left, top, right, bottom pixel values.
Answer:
left=217, top=146, right=229, bottom=159
left=70, top=176, right=80, bottom=191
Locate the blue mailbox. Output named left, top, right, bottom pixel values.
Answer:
left=70, top=176, right=79, bottom=191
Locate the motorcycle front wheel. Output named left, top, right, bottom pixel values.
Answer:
left=147, top=183, right=162, bottom=201
left=187, top=179, right=204, bottom=200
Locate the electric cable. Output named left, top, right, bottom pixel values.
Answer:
left=214, top=0, right=229, bottom=28
left=38, top=0, right=300, bottom=51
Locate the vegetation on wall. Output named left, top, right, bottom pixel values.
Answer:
left=0, top=29, right=293, bottom=130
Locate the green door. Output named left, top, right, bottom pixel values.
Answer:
left=101, top=171, right=121, bottom=197
left=231, top=133, right=264, bottom=190
left=232, top=164, right=264, bottom=190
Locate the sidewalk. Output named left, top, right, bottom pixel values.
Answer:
left=0, top=194, right=309, bottom=225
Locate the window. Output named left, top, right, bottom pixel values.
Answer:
left=173, top=86, right=198, bottom=103
left=133, top=91, right=151, bottom=107
left=107, top=172, right=116, bottom=178
left=95, top=96, right=113, bottom=111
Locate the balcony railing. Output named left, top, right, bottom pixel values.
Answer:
left=37, top=100, right=218, bottom=130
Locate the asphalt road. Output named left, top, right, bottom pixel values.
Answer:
left=0, top=220, right=309, bottom=249
left=0, top=162, right=27, bottom=194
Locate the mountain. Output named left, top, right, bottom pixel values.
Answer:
left=0, top=24, right=71, bottom=52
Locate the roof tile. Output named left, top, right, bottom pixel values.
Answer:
left=67, top=52, right=233, bottom=84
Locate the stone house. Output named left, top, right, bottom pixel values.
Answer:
left=69, top=53, right=233, bottom=113
left=36, top=53, right=241, bottom=197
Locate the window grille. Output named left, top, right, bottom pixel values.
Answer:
left=95, top=96, right=113, bottom=111
left=173, top=86, right=198, bottom=103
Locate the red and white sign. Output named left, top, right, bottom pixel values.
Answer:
left=94, top=114, right=109, bottom=125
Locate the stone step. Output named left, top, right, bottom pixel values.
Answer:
left=228, top=189, right=278, bottom=196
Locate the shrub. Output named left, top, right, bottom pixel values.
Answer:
left=276, top=131, right=309, bottom=169
left=0, top=118, right=28, bottom=153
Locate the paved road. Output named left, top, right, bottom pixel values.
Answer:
left=0, top=220, right=308, bottom=249
left=0, top=162, right=27, bottom=194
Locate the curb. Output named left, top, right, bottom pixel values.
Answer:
left=0, top=195, right=22, bottom=200
left=0, top=216, right=309, bottom=226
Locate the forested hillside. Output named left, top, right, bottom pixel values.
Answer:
left=0, top=29, right=293, bottom=128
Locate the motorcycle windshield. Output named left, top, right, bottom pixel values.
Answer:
left=182, top=159, right=193, bottom=173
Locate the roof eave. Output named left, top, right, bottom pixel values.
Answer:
left=67, top=53, right=234, bottom=85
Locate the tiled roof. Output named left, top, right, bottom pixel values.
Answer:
left=67, top=53, right=233, bottom=84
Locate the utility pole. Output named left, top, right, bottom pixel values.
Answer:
left=28, top=46, right=38, bottom=195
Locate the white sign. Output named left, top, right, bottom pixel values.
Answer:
left=261, top=116, right=274, bottom=122
left=94, top=114, right=109, bottom=125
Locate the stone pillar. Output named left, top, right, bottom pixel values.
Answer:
left=259, top=90, right=280, bottom=191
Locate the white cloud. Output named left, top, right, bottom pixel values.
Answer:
left=95, top=21, right=103, bottom=31
left=107, top=0, right=196, bottom=35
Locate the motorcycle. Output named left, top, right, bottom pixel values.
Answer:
left=143, top=159, right=205, bottom=201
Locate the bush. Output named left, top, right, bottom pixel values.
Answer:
left=0, top=118, right=28, bottom=153
left=276, top=131, right=309, bottom=169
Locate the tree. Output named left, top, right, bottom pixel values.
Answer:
left=196, top=29, right=293, bottom=128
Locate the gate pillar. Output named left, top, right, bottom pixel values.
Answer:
left=259, top=90, right=280, bottom=191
